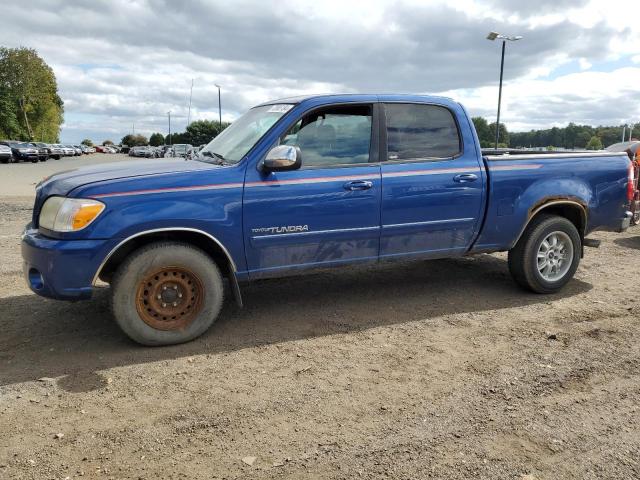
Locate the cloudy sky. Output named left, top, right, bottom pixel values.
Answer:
left=3, top=0, right=640, bottom=143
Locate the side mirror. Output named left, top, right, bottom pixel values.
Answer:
left=262, top=145, right=301, bottom=172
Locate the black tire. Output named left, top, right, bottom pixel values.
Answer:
left=508, top=214, right=581, bottom=294
left=111, top=241, right=224, bottom=346
left=30, top=158, right=38, bottom=163
left=0, top=158, right=8, bottom=164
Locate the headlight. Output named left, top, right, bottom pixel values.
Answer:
left=39, top=197, right=105, bottom=232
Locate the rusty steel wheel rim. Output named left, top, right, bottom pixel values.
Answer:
left=135, top=266, right=204, bottom=331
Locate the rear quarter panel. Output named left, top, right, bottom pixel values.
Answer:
left=471, top=153, right=630, bottom=252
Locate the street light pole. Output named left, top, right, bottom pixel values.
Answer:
left=486, top=32, right=522, bottom=151
left=167, top=111, right=172, bottom=145
left=187, top=78, right=194, bottom=128
left=495, top=40, right=506, bottom=151
left=215, top=84, right=222, bottom=126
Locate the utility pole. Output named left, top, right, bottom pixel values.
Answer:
left=168, top=111, right=172, bottom=145
left=187, top=78, right=194, bottom=127
left=622, top=125, right=626, bottom=143
left=629, top=124, right=634, bottom=141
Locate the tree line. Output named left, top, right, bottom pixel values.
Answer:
left=472, top=117, right=630, bottom=150
left=118, top=119, right=230, bottom=147
left=0, top=47, right=64, bottom=142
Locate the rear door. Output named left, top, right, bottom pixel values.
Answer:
left=243, top=103, right=382, bottom=277
left=379, top=102, right=485, bottom=259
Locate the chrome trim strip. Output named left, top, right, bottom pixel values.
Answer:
left=251, top=225, right=379, bottom=239
left=383, top=168, right=471, bottom=178
left=485, top=152, right=623, bottom=161
left=245, top=174, right=376, bottom=187
left=92, top=227, right=237, bottom=285
left=489, top=164, right=543, bottom=171
left=382, top=218, right=475, bottom=229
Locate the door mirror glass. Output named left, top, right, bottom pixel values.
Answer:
left=262, top=145, right=302, bottom=171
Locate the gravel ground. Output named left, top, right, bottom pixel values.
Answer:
left=1, top=155, right=639, bottom=479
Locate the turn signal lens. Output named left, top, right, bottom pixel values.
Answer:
left=39, top=197, right=105, bottom=232
left=72, top=204, right=104, bottom=230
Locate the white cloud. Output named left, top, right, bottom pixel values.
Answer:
left=1, top=0, right=639, bottom=142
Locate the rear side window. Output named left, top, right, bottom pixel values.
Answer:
left=384, top=104, right=461, bottom=161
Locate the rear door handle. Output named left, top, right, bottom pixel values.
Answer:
left=453, top=173, right=478, bottom=183
left=344, top=180, right=373, bottom=191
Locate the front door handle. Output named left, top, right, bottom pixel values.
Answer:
left=344, top=180, right=373, bottom=191
left=453, top=173, right=478, bottom=183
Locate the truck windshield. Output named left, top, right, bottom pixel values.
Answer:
left=197, top=104, right=293, bottom=164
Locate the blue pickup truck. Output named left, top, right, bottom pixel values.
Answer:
left=22, top=94, right=634, bottom=345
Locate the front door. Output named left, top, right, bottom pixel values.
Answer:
left=380, top=102, right=485, bottom=259
left=243, top=103, right=382, bottom=278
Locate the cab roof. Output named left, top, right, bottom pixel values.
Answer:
left=256, top=93, right=457, bottom=107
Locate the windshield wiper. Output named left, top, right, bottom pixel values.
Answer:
left=198, top=150, right=230, bottom=165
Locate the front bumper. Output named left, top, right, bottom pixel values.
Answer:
left=21, top=225, right=115, bottom=300
left=16, top=152, right=38, bottom=161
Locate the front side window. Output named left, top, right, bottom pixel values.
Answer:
left=385, top=104, right=461, bottom=161
left=281, top=105, right=372, bottom=167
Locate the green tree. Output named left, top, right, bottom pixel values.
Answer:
left=184, top=120, right=230, bottom=145
left=120, top=134, right=148, bottom=146
left=81, top=139, right=93, bottom=146
left=488, top=122, right=509, bottom=148
left=0, top=86, right=20, bottom=139
left=103, top=139, right=114, bottom=146
left=471, top=117, right=491, bottom=146
left=0, top=47, right=63, bottom=142
left=149, top=132, right=165, bottom=146
left=585, top=136, right=603, bottom=150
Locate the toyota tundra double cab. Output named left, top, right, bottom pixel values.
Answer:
left=22, top=94, right=634, bottom=345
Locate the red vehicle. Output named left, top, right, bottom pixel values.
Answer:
left=606, top=141, right=640, bottom=224
left=95, top=145, right=106, bottom=153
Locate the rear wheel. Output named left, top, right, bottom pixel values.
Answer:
left=508, top=214, right=581, bottom=293
left=111, top=241, right=224, bottom=346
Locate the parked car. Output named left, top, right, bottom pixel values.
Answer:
left=0, top=141, right=39, bottom=163
left=160, top=145, right=173, bottom=157
left=129, top=146, right=154, bottom=158
left=45, top=144, right=64, bottom=160
left=22, top=94, right=634, bottom=346
left=172, top=144, right=194, bottom=158
left=55, top=144, right=72, bottom=156
left=0, top=143, right=13, bottom=163
left=29, top=143, right=49, bottom=162
left=606, top=140, right=640, bottom=224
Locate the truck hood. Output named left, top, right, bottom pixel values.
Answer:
left=37, top=159, right=213, bottom=196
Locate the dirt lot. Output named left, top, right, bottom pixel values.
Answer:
left=1, top=155, right=639, bottom=479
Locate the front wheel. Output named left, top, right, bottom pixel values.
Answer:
left=508, top=214, right=581, bottom=294
left=111, top=241, right=224, bottom=345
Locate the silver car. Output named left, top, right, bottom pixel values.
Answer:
left=0, top=144, right=12, bottom=163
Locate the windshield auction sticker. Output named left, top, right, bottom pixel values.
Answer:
left=267, top=104, right=294, bottom=113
